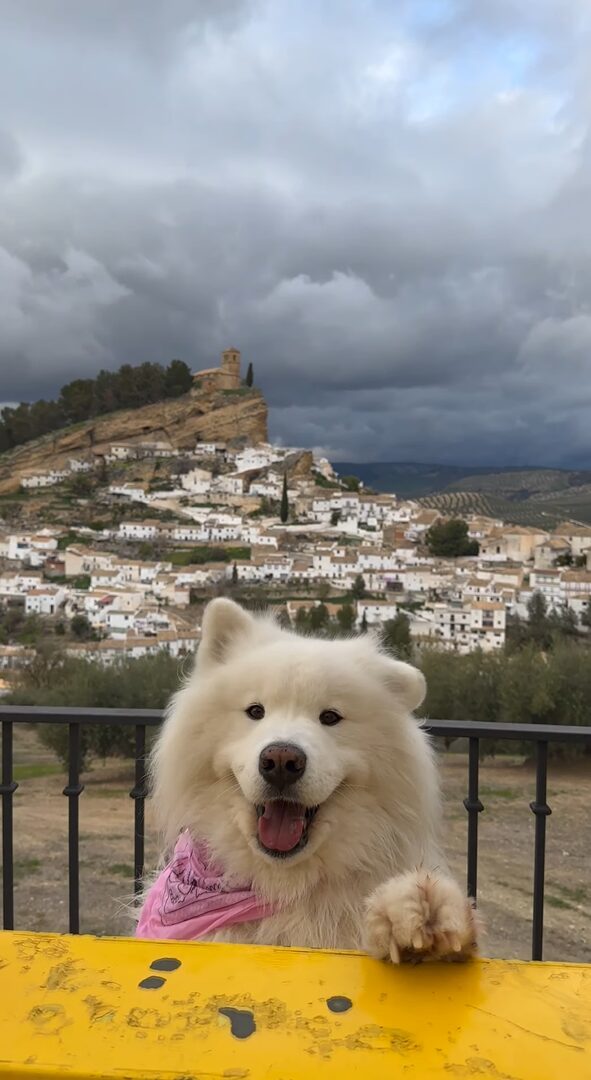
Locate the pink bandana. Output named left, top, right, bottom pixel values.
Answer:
left=136, top=831, right=275, bottom=941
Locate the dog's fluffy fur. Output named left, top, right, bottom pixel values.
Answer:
left=147, top=598, right=478, bottom=961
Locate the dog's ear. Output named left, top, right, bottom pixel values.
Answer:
left=375, top=655, right=426, bottom=712
left=198, top=598, right=257, bottom=670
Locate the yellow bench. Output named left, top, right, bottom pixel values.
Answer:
left=1, top=931, right=590, bottom=1078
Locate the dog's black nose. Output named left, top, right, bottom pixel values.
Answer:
left=258, top=743, right=307, bottom=789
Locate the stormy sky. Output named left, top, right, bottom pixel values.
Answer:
left=1, top=0, right=590, bottom=466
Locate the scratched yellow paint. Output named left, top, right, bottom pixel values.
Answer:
left=0, top=932, right=590, bottom=1079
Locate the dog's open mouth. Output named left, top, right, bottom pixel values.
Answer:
left=255, top=801, right=319, bottom=857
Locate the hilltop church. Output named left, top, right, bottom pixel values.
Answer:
left=193, top=348, right=242, bottom=393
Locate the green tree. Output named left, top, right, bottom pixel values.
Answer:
left=0, top=605, right=25, bottom=641
left=505, top=611, right=529, bottom=652
left=280, top=473, right=289, bottom=524
left=382, top=612, right=412, bottom=659
left=91, top=369, right=119, bottom=414
left=527, top=591, right=552, bottom=648
left=71, top=614, right=93, bottom=640
left=0, top=402, right=34, bottom=446
left=507, top=592, right=581, bottom=651
left=309, top=603, right=329, bottom=632
left=425, top=519, right=479, bottom=558
left=341, top=475, right=361, bottom=492
left=72, top=574, right=91, bottom=590
left=70, top=474, right=93, bottom=498
left=295, top=607, right=310, bottom=633
left=419, top=648, right=503, bottom=739
left=164, top=359, right=192, bottom=398
left=138, top=361, right=167, bottom=404
left=417, top=640, right=591, bottom=757
left=336, top=603, right=356, bottom=634
left=9, top=651, right=184, bottom=769
left=549, top=605, right=579, bottom=640
left=17, top=615, right=43, bottom=646
left=554, top=552, right=573, bottom=567
left=245, top=362, right=254, bottom=387
left=97, top=456, right=109, bottom=483
left=232, top=562, right=239, bottom=585
left=360, top=610, right=368, bottom=633
left=58, top=378, right=95, bottom=424
left=29, top=399, right=64, bottom=439
left=351, top=573, right=366, bottom=600
left=15, top=640, right=65, bottom=690
left=115, top=364, right=142, bottom=409
left=330, top=509, right=341, bottom=526
left=276, top=607, right=292, bottom=630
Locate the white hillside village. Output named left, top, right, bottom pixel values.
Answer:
left=1, top=350, right=590, bottom=677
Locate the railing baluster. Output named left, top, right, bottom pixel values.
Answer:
left=1, top=721, right=18, bottom=930
left=463, top=737, right=484, bottom=901
left=130, top=724, right=147, bottom=896
left=530, top=740, right=551, bottom=961
left=63, top=723, right=84, bottom=934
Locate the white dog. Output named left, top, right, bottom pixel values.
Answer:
left=137, top=598, right=478, bottom=962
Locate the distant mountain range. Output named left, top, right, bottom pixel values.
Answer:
left=332, top=462, right=591, bottom=528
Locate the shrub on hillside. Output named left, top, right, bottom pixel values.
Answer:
left=418, top=641, right=591, bottom=757
left=8, top=650, right=189, bottom=770
left=425, top=518, right=479, bottom=557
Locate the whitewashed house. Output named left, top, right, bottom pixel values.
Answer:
left=21, top=469, right=68, bottom=489
left=118, top=521, right=161, bottom=541
left=25, top=587, right=65, bottom=616
left=212, top=474, right=245, bottom=496
left=234, top=446, right=280, bottom=471
left=177, top=468, right=212, bottom=496
left=109, top=483, right=147, bottom=502
left=357, top=600, right=400, bottom=625
left=529, top=569, right=563, bottom=609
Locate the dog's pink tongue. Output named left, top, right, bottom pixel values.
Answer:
left=258, top=801, right=305, bottom=853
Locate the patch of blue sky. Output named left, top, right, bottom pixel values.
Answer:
left=403, top=30, right=554, bottom=124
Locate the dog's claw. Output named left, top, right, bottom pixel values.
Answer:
left=449, top=932, right=462, bottom=953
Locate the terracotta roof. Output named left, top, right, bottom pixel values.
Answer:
left=554, top=522, right=591, bottom=537
left=538, top=537, right=570, bottom=550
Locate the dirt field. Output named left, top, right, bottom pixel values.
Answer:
left=4, top=726, right=590, bottom=962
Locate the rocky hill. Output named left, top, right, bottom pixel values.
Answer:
left=0, top=385, right=268, bottom=495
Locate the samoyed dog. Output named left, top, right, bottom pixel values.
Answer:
left=137, top=598, right=478, bottom=962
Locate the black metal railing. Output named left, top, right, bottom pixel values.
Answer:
left=1, top=706, right=590, bottom=960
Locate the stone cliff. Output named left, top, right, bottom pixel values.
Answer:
left=0, top=386, right=268, bottom=495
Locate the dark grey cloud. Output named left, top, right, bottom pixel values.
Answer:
left=1, top=0, right=250, bottom=58
left=0, top=0, right=590, bottom=465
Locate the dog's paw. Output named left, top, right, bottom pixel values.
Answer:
left=364, top=870, right=479, bottom=964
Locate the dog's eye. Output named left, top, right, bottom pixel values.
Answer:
left=246, top=703, right=265, bottom=721
left=319, top=709, right=342, bottom=726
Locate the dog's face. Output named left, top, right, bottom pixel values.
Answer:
left=152, top=599, right=428, bottom=890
